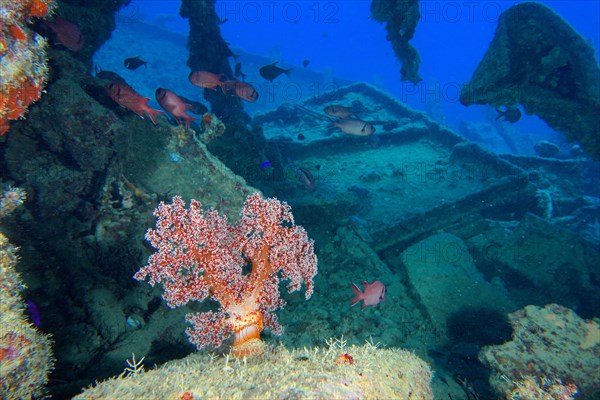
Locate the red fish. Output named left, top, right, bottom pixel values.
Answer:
left=188, top=71, right=226, bottom=91
left=350, top=280, right=386, bottom=309
left=291, top=165, right=315, bottom=191
left=44, top=15, right=84, bottom=51
left=106, top=83, right=164, bottom=125
left=222, top=80, right=259, bottom=102
left=332, top=119, right=375, bottom=136
left=155, top=88, right=198, bottom=131
left=324, top=105, right=355, bottom=119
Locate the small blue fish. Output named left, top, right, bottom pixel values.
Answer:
left=259, top=161, right=272, bottom=169
left=27, top=300, right=42, bottom=326
left=169, top=152, right=184, bottom=163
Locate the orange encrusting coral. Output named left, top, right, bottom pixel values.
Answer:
left=0, top=80, right=46, bottom=135
left=8, top=25, right=27, bottom=42
left=2, top=80, right=44, bottom=118
left=0, top=0, right=54, bottom=135
left=27, top=0, right=50, bottom=18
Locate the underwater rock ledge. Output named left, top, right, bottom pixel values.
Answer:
left=75, top=342, right=434, bottom=399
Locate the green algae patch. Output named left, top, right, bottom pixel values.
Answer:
left=76, top=340, right=433, bottom=399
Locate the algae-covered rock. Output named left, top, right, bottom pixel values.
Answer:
left=496, top=213, right=600, bottom=316
left=76, top=341, right=433, bottom=399
left=480, top=304, right=600, bottom=398
left=460, top=2, right=600, bottom=159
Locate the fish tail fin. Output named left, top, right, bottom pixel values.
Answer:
left=495, top=108, right=503, bottom=120
left=219, top=81, right=232, bottom=94
left=349, top=282, right=363, bottom=307
left=330, top=120, right=340, bottom=130
left=146, top=108, right=165, bottom=125
left=184, top=115, right=199, bottom=131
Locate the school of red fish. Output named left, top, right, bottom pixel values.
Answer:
left=46, top=14, right=377, bottom=139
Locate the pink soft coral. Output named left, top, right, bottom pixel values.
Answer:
left=135, top=193, right=318, bottom=356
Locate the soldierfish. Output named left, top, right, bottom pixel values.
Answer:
left=155, top=88, right=198, bottom=131
left=222, top=80, right=259, bottom=102
left=350, top=280, right=386, bottom=309
left=44, top=15, right=84, bottom=51
left=178, top=95, right=208, bottom=115
left=291, top=165, right=315, bottom=191
left=94, top=65, right=126, bottom=83
left=106, top=83, right=164, bottom=125
left=332, top=118, right=375, bottom=136
left=189, top=71, right=227, bottom=91
left=324, top=105, right=355, bottom=119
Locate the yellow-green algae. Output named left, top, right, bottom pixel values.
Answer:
left=76, top=339, right=433, bottom=399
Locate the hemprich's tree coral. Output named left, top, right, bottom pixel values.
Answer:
left=135, top=192, right=318, bottom=357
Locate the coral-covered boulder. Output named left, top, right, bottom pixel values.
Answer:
left=480, top=304, right=600, bottom=398
left=0, top=231, right=54, bottom=399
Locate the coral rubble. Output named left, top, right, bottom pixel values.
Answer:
left=460, top=2, right=600, bottom=159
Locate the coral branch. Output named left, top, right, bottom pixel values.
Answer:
left=135, top=193, right=318, bottom=356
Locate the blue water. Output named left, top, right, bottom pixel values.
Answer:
left=110, top=0, right=600, bottom=150
left=42, top=1, right=599, bottom=397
